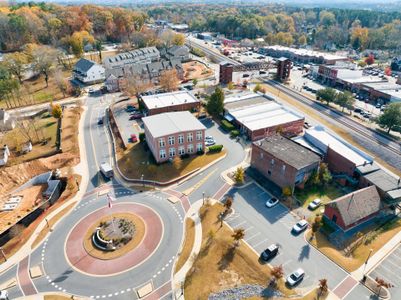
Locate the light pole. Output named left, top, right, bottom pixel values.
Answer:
left=141, top=174, right=144, bottom=187
left=362, top=248, right=373, bottom=282
left=0, top=247, right=6, bottom=261
left=202, top=192, right=205, bottom=205
left=45, top=218, right=49, bottom=228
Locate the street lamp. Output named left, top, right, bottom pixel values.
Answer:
left=202, top=192, right=205, bottom=205
left=362, top=248, right=373, bottom=282
left=141, top=174, right=144, bottom=187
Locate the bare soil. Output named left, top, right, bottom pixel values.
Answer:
left=183, top=61, right=213, bottom=80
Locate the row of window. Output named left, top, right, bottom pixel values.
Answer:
left=159, top=131, right=203, bottom=147
left=159, top=144, right=203, bottom=158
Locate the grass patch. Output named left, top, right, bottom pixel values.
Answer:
left=184, top=203, right=294, bottom=299
left=307, top=217, right=401, bottom=272
left=295, top=182, right=349, bottom=208
left=175, top=218, right=195, bottom=274
left=31, top=202, right=76, bottom=249
left=44, top=295, right=71, bottom=300
left=117, top=143, right=226, bottom=182
left=246, top=288, right=327, bottom=299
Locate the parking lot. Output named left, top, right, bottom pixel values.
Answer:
left=369, top=245, right=401, bottom=299
left=224, top=183, right=348, bottom=291
left=112, top=101, right=143, bottom=145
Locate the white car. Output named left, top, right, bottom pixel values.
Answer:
left=308, top=198, right=321, bottom=210
left=205, top=135, right=214, bottom=141
left=205, top=138, right=216, bottom=146
left=0, top=290, right=9, bottom=300
left=286, top=268, right=305, bottom=287
left=265, top=197, right=279, bottom=208
left=292, top=220, right=309, bottom=234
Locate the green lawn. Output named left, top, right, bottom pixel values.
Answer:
left=117, top=142, right=226, bottom=183
left=295, top=182, right=350, bottom=209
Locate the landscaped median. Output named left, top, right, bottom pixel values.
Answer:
left=116, top=141, right=226, bottom=184
left=184, top=202, right=297, bottom=299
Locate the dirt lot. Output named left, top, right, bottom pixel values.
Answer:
left=0, top=107, right=82, bottom=198
left=183, top=61, right=213, bottom=80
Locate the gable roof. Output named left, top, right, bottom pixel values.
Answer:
left=326, top=186, right=381, bottom=227
left=74, top=58, right=96, bottom=73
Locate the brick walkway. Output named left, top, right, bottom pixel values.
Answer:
left=165, top=190, right=191, bottom=212
left=212, top=182, right=232, bottom=201
left=332, top=275, right=358, bottom=299
left=17, top=255, right=37, bottom=296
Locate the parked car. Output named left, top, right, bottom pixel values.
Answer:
left=260, top=244, right=279, bottom=261
left=265, top=197, right=279, bottom=208
left=88, top=87, right=95, bottom=94
left=380, top=105, right=387, bottom=112
left=353, top=108, right=362, bottom=113
left=0, top=290, right=9, bottom=300
left=130, top=134, right=138, bottom=143
left=205, top=139, right=216, bottom=146
left=375, top=103, right=382, bottom=108
left=129, top=113, right=143, bottom=120
left=308, top=198, right=321, bottom=210
left=97, top=117, right=104, bottom=125
left=126, top=105, right=136, bottom=112
left=286, top=268, right=305, bottom=287
left=292, top=220, right=309, bottom=234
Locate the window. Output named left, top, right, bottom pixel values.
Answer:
left=187, top=144, right=194, bottom=153
left=159, top=138, right=165, bottom=148
left=178, top=134, right=184, bottom=144
left=271, top=159, right=275, bottom=165
left=168, top=136, right=175, bottom=145
left=196, top=131, right=203, bottom=141
left=187, top=132, right=193, bottom=142
left=159, top=149, right=166, bottom=159
left=260, top=152, right=264, bottom=159
left=178, top=147, right=185, bottom=155
left=169, top=148, right=176, bottom=157
left=267, top=170, right=272, bottom=176
left=197, top=143, right=203, bottom=152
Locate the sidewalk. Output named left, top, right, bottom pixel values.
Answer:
left=351, top=229, right=401, bottom=281
left=0, top=106, right=89, bottom=275
left=14, top=292, right=89, bottom=300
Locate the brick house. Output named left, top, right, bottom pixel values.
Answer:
left=141, top=91, right=200, bottom=116
left=142, top=111, right=206, bottom=163
left=324, top=186, right=381, bottom=231
left=251, top=135, right=321, bottom=192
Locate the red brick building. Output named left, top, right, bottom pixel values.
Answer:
left=142, top=111, right=206, bottom=163
left=276, top=57, right=291, bottom=82
left=251, top=135, right=321, bottom=192
left=324, top=186, right=381, bottom=231
left=141, top=91, right=201, bottom=116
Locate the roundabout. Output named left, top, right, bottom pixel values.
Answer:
left=65, top=202, right=163, bottom=276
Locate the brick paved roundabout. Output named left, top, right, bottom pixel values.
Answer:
left=65, top=202, right=163, bottom=276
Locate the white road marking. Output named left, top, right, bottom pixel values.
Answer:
left=245, top=232, right=261, bottom=242
left=252, top=238, right=269, bottom=248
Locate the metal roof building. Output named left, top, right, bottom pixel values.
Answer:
left=141, top=91, right=200, bottom=116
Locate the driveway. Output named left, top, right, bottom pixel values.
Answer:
left=225, top=183, right=349, bottom=291
left=369, top=245, right=401, bottom=299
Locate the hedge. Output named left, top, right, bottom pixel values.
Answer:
left=208, top=144, right=224, bottom=153
left=139, top=132, right=145, bottom=142
left=221, top=120, right=235, bottom=131
left=230, top=130, right=240, bottom=138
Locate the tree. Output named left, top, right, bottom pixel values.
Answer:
left=318, top=279, right=328, bottom=298
left=316, top=87, right=337, bottom=105
left=375, top=277, right=393, bottom=296
left=253, top=83, right=262, bottom=93
left=172, top=155, right=182, bottom=170
left=172, top=33, right=185, bottom=46
left=376, top=103, right=401, bottom=133
left=365, top=54, right=375, bottom=65
left=227, top=82, right=235, bottom=90
left=51, top=103, right=62, bottom=119
left=31, top=46, right=59, bottom=87
left=224, top=196, right=233, bottom=212
left=3, top=52, right=28, bottom=83
left=206, top=87, right=224, bottom=116
left=192, top=78, right=198, bottom=87
left=234, top=166, right=244, bottom=184
left=335, top=91, right=355, bottom=112
left=319, top=163, right=332, bottom=185
left=298, top=34, right=307, bottom=46
left=54, top=68, right=69, bottom=97
left=124, top=74, right=152, bottom=97
left=94, top=40, right=104, bottom=61
left=160, top=69, right=179, bottom=92
left=232, top=228, right=245, bottom=246
left=311, top=215, right=322, bottom=239
left=270, top=265, right=284, bottom=287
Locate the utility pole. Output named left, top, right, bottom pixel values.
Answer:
left=362, top=248, right=373, bottom=282
left=202, top=192, right=205, bottom=205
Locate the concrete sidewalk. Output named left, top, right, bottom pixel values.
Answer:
left=0, top=106, right=90, bottom=275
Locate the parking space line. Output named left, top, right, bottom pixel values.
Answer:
left=226, top=214, right=240, bottom=221
left=231, top=220, right=246, bottom=228
left=253, top=239, right=269, bottom=248
left=282, top=260, right=292, bottom=267
left=245, top=232, right=260, bottom=242
left=244, top=226, right=254, bottom=232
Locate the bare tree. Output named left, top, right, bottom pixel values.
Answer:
left=123, top=74, right=152, bottom=97
left=318, top=278, right=328, bottom=299
left=232, top=228, right=245, bottom=247
left=31, top=46, right=60, bottom=87
left=160, top=69, right=179, bottom=92
left=375, top=277, right=393, bottom=296
left=54, top=68, right=68, bottom=97
left=270, top=265, right=284, bottom=287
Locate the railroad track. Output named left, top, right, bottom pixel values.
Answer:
left=266, top=80, right=401, bottom=157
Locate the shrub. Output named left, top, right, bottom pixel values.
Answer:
left=221, top=120, right=235, bottom=131
left=190, top=47, right=205, bottom=57
left=197, top=149, right=205, bottom=155
left=139, top=132, right=145, bottom=142
left=230, top=130, right=240, bottom=138
left=208, top=144, right=223, bottom=153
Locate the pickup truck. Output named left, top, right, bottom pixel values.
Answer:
left=100, top=162, right=113, bottom=178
